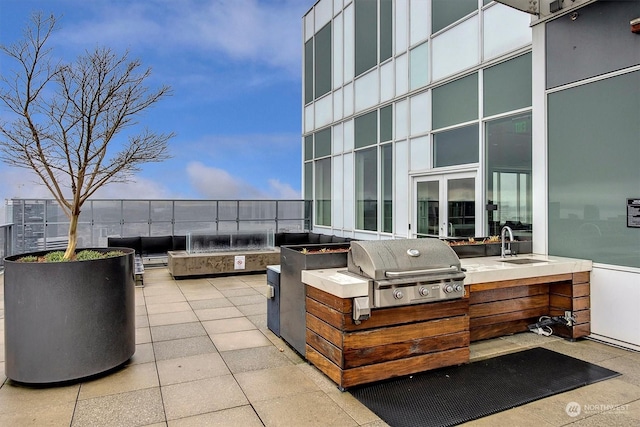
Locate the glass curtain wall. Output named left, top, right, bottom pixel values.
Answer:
left=354, top=0, right=393, bottom=77
left=485, top=114, right=532, bottom=237
left=356, top=148, right=378, bottom=231
left=484, top=53, right=533, bottom=237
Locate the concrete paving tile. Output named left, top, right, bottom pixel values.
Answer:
left=598, top=355, right=640, bottom=387
left=129, top=342, right=156, bottom=365
left=181, top=290, right=226, bottom=301
left=188, top=298, right=234, bottom=310
left=137, top=326, right=152, bottom=344
left=147, top=301, right=192, bottom=315
left=136, top=304, right=148, bottom=315
left=228, top=294, right=266, bottom=306
left=239, top=275, right=267, bottom=286
left=157, top=352, right=230, bottom=385
left=564, top=401, right=640, bottom=427
left=469, top=337, right=523, bottom=361
left=0, top=401, right=76, bottom=426
left=542, top=338, right=627, bottom=364
left=194, top=306, right=244, bottom=321
left=219, top=287, right=262, bottom=297
left=220, top=346, right=294, bottom=374
left=209, top=280, right=251, bottom=290
left=0, top=381, right=80, bottom=414
left=498, top=331, right=562, bottom=348
left=359, top=420, right=390, bottom=427
left=252, top=390, right=358, bottom=427
left=237, top=302, right=267, bottom=316
left=78, top=362, right=159, bottom=400
left=72, top=387, right=165, bottom=427
left=148, top=311, right=199, bottom=327
left=247, top=313, right=268, bottom=330
left=143, top=286, right=182, bottom=297
left=172, top=278, right=211, bottom=286
left=145, top=293, right=188, bottom=305
left=525, top=378, right=640, bottom=425
left=153, top=336, right=217, bottom=361
left=150, top=322, right=207, bottom=342
left=460, top=406, right=554, bottom=426
left=234, top=365, right=319, bottom=402
left=210, top=329, right=272, bottom=352
left=176, top=280, right=215, bottom=289
left=201, top=316, right=256, bottom=335
left=323, top=386, right=382, bottom=425
left=161, top=375, right=248, bottom=420
left=297, top=362, right=340, bottom=393
left=167, top=405, right=263, bottom=427
left=136, top=314, right=150, bottom=328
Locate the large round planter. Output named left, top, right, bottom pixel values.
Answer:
left=3, top=248, right=136, bottom=384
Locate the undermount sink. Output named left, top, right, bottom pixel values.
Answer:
left=501, top=258, right=547, bottom=265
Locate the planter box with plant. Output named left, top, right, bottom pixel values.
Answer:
left=0, top=13, right=174, bottom=383
left=4, top=249, right=136, bottom=383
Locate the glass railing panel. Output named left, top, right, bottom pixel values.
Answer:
left=150, top=222, right=173, bottom=236
left=174, top=222, right=217, bottom=235
left=150, top=200, right=173, bottom=222
left=92, top=200, right=122, bottom=223
left=123, top=200, right=150, bottom=223
left=174, top=200, right=216, bottom=222
left=277, top=201, right=307, bottom=219
left=122, top=223, right=150, bottom=237
left=239, top=200, right=276, bottom=220
left=275, top=220, right=307, bottom=233
left=218, top=201, right=238, bottom=221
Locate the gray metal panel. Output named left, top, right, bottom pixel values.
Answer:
left=546, top=1, right=640, bottom=89
left=348, top=238, right=461, bottom=280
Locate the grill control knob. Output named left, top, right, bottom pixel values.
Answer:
left=444, top=284, right=454, bottom=293
left=454, top=284, right=463, bottom=292
left=393, top=289, right=404, bottom=300
left=418, top=287, right=430, bottom=297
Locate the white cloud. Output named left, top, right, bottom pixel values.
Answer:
left=186, top=161, right=300, bottom=199
left=267, top=178, right=300, bottom=199
left=91, top=177, right=175, bottom=199
left=56, top=0, right=306, bottom=77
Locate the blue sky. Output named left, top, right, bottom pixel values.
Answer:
left=0, top=0, right=311, bottom=222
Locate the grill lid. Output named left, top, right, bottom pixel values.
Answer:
left=348, top=238, right=463, bottom=281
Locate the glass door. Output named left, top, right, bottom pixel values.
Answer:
left=413, top=172, right=477, bottom=238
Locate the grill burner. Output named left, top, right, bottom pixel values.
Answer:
left=347, top=239, right=465, bottom=319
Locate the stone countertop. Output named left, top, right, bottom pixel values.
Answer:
left=301, top=254, right=592, bottom=298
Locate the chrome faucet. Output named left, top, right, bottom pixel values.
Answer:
left=501, top=225, right=514, bottom=258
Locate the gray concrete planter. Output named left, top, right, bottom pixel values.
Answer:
left=3, top=248, right=136, bottom=384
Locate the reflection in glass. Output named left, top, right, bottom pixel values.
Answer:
left=448, top=178, right=475, bottom=238
left=417, top=181, right=439, bottom=236
left=485, top=113, right=532, bottom=237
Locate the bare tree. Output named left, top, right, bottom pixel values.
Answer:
left=0, top=13, right=174, bottom=259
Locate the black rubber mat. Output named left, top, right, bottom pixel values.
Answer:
left=350, top=347, right=619, bottom=427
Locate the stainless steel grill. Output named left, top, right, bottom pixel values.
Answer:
left=347, top=239, right=465, bottom=318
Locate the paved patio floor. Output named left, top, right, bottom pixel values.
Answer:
left=1, top=267, right=639, bottom=426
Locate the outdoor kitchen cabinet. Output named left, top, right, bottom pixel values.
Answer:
left=304, top=285, right=470, bottom=390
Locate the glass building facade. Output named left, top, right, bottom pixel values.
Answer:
left=302, top=0, right=532, bottom=240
